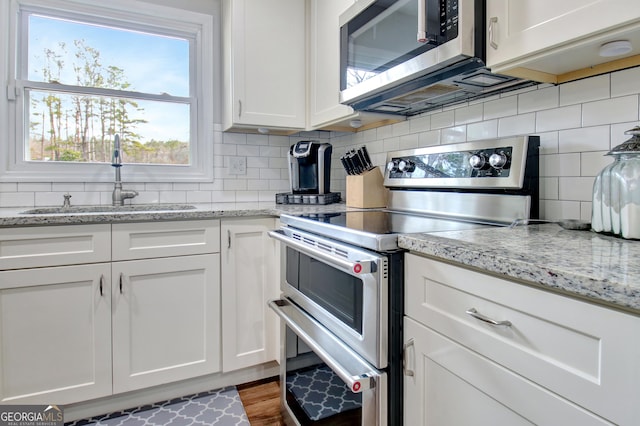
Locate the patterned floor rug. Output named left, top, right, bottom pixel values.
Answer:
left=65, top=386, right=249, bottom=426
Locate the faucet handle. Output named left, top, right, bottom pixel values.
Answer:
left=62, top=193, right=72, bottom=208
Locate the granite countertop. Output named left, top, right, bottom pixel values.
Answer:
left=399, top=224, right=640, bottom=314
left=0, top=202, right=349, bottom=227
left=2, top=203, right=638, bottom=314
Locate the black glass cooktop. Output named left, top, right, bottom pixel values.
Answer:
left=280, top=210, right=491, bottom=251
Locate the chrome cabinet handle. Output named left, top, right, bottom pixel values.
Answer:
left=227, top=229, right=231, bottom=249
left=238, top=100, right=242, bottom=118
left=99, top=274, right=104, bottom=296
left=489, top=16, right=498, bottom=50
left=119, top=273, right=124, bottom=294
left=466, top=308, right=511, bottom=327
left=403, top=338, right=415, bottom=377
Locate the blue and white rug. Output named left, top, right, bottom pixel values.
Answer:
left=66, top=386, right=249, bottom=426
left=286, top=364, right=362, bottom=421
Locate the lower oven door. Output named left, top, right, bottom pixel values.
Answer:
left=270, top=299, right=387, bottom=426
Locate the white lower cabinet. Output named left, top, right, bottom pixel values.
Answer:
left=112, top=254, right=220, bottom=393
left=404, top=253, right=640, bottom=426
left=221, top=218, right=279, bottom=372
left=0, top=220, right=222, bottom=405
left=0, top=264, right=112, bottom=404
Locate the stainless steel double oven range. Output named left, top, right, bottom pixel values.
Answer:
left=269, top=136, right=540, bottom=425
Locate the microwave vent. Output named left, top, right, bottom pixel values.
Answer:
left=393, top=83, right=461, bottom=106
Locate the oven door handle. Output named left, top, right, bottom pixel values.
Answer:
left=268, top=229, right=374, bottom=274
left=269, top=299, right=378, bottom=394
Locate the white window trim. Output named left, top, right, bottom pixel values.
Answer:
left=1, top=0, right=215, bottom=183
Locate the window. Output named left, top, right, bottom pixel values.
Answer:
left=2, top=0, right=215, bottom=182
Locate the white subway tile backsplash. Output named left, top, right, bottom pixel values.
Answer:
left=536, top=105, right=581, bottom=132
left=454, top=104, right=483, bottom=125
left=539, top=177, right=559, bottom=200
left=431, top=110, right=455, bottom=129
left=467, top=120, right=498, bottom=140
left=558, top=126, right=610, bottom=153
left=2, top=69, right=638, bottom=219
left=441, top=126, right=466, bottom=144
left=582, top=95, right=639, bottom=126
left=542, top=200, right=581, bottom=220
left=540, top=153, right=580, bottom=177
left=484, top=95, right=518, bottom=120
left=611, top=67, right=640, bottom=97
left=558, top=177, right=594, bottom=201
left=0, top=192, right=34, bottom=207
left=537, top=132, right=559, bottom=155
left=498, top=113, right=535, bottom=136
left=581, top=151, right=612, bottom=176
left=518, top=85, right=558, bottom=113
left=559, top=74, right=609, bottom=106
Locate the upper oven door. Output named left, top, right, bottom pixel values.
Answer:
left=269, top=227, right=388, bottom=369
left=340, top=0, right=477, bottom=106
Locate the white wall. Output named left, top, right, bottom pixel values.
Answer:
left=1, top=67, right=639, bottom=221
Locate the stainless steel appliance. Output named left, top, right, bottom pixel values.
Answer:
left=277, top=141, right=341, bottom=205
left=339, top=0, right=537, bottom=115
left=270, top=136, right=540, bottom=425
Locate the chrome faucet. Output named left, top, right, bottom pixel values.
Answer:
left=111, top=134, right=138, bottom=206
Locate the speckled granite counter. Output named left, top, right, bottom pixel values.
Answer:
left=399, top=224, right=640, bottom=314
left=0, top=202, right=349, bottom=227
left=3, top=204, right=639, bottom=314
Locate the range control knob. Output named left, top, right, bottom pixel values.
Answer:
left=386, top=160, right=400, bottom=173
left=469, top=153, right=488, bottom=170
left=489, top=152, right=508, bottom=169
left=398, top=159, right=416, bottom=173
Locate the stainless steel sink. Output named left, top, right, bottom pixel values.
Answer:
left=21, top=204, right=197, bottom=214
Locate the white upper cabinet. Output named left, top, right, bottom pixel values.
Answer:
left=308, top=0, right=356, bottom=129
left=486, top=0, right=640, bottom=83
left=222, top=0, right=306, bottom=133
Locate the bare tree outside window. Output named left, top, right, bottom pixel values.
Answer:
left=25, top=14, right=191, bottom=166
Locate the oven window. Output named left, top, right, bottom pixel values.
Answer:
left=286, top=248, right=364, bottom=334
left=285, top=327, right=363, bottom=425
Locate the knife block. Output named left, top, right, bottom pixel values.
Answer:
left=346, top=167, right=387, bottom=208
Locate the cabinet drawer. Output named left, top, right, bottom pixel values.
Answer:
left=112, top=220, right=220, bottom=260
left=0, top=225, right=110, bottom=270
left=405, top=254, right=640, bottom=426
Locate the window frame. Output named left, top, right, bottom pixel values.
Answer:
left=1, top=0, right=215, bottom=183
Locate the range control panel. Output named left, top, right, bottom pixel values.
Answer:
left=383, top=137, right=538, bottom=190
left=387, top=146, right=513, bottom=179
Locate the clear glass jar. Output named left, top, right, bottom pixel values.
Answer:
left=592, top=126, right=640, bottom=239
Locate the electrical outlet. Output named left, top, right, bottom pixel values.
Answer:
left=229, top=156, right=247, bottom=175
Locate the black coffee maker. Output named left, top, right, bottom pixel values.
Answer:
left=275, top=141, right=341, bottom=204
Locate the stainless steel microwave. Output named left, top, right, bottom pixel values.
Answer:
left=339, top=0, right=535, bottom=116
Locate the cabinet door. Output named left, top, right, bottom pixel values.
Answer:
left=112, top=254, right=220, bottom=393
left=0, top=264, right=112, bottom=404
left=404, top=317, right=612, bottom=426
left=308, top=0, right=356, bottom=128
left=223, top=0, right=305, bottom=131
left=221, top=218, right=279, bottom=372
left=486, top=0, right=640, bottom=75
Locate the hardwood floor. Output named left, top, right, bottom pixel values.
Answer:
left=237, top=377, right=286, bottom=425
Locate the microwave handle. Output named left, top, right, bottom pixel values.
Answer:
left=417, top=0, right=427, bottom=42
left=268, top=229, right=375, bottom=274
left=269, top=299, right=376, bottom=393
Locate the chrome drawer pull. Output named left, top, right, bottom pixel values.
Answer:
left=466, top=308, right=512, bottom=327
left=403, top=338, right=415, bottom=377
